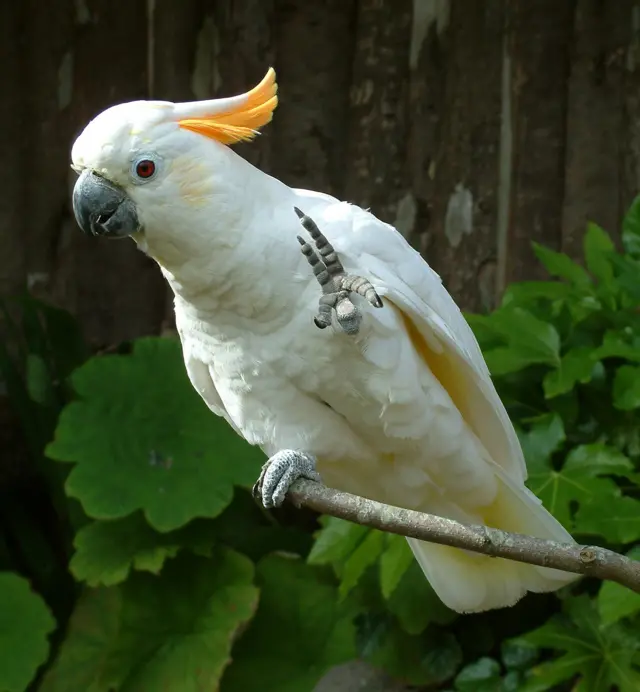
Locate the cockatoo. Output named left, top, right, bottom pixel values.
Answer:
left=70, top=68, right=577, bottom=613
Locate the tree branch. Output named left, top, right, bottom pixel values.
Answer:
left=286, top=479, right=640, bottom=593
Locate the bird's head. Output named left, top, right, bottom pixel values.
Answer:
left=70, top=69, right=278, bottom=252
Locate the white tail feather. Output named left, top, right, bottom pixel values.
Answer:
left=408, top=470, right=579, bottom=613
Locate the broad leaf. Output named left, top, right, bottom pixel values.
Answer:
left=46, top=337, right=264, bottom=531
left=575, top=495, right=640, bottom=543
left=594, top=330, right=640, bottom=362
left=308, top=517, right=381, bottom=595
left=0, top=573, right=56, bottom=692
left=518, top=413, right=565, bottom=472
left=454, top=657, right=502, bottom=692
left=70, top=513, right=208, bottom=587
left=70, top=489, right=311, bottom=588
left=220, top=554, right=356, bottom=692
left=532, top=243, right=592, bottom=288
left=563, top=444, right=633, bottom=476
left=521, top=416, right=618, bottom=528
left=363, top=619, right=462, bottom=687
left=622, top=194, right=640, bottom=258
left=308, top=516, right=369, bottom=566
left=543, top=347, right=596, bottom=398
left=597, top=548, right=640, bottom=626
left=501, top=281, right=571, bottom=308
left=40, top=550, right=259, bottom=692
left=339, top=530, right=385, bottom=598
left=483, top=308, right=561, bottom=369
left=516, top=595, right=640, bottom=692
left=386, top=561, right=456, bottom=634
left=379, top=534, right=414, bottom=599
left=584, top=222, right=615, bottom=285
left=612, top=364, right=640, bottom=410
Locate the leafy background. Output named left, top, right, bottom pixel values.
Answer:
left=2, top=203, right=640, bottom=690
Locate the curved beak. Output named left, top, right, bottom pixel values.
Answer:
left=72, top=169, right=140, bottom=238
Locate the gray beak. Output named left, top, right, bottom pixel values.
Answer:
left=72, top=169, right=140, bottom=238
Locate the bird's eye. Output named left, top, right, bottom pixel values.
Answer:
left=135, top=159, right=156, bottom=179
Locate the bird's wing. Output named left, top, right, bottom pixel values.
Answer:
left=292, top=193, right=527, bottom=482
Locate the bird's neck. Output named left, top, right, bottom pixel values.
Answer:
left=138, top=149, right=303, bottom=326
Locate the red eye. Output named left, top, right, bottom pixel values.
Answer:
left=135, top=159, right=156, bottom=179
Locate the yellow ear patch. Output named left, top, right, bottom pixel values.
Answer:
left=179, top=68, right=278, bottom=145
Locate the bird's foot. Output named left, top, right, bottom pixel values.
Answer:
left=252, top=449, right=322, bottom=509
left=294, top=207, right=383, bottom=335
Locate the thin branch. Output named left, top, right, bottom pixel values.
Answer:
left=286, top=479, right=640, bottom=593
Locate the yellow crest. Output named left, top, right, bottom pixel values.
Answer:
left=177, top=68, right=278, bottom=145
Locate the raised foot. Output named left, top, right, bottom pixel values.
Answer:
left=294, top=207, right=383, bottom=336
left=252, top=449, right=322, bottom=509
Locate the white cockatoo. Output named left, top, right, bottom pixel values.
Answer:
left=70, top=68, right=577, bottom=613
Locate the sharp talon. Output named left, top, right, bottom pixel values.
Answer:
left=294, top=207, right=383, bottom=335
left=255, top=449, right=321, bottom=509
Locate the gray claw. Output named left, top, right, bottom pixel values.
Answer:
left=294, top=207, right=383, bottom=336
left=252, top=449, right=321, bottom=509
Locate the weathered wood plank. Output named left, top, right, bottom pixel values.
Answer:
left=208, top=0, right=277, bottom=171
left=344, top=0, right=413, bottom=224
left=562, top=0, right=634, bottom=257
left=405, top=2, right=448, bottom=259
left=426, top=0, right=505, bottom=312
left=503, top=0, right=574, bottom=287
left=151, top=0, right=204, bottom=102
left=151, top=0, right=207, bottom=332
left=270, top=0, right=357, bottom=195
left=0, top=1, right=27, bottom=295
left=21, top=0, right=75, bottom=299
left=619, top=5, right=640, bottom=229
left=48, top=0, right=166, bottom=347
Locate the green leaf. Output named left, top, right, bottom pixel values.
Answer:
left=584, top=222, right=615, bottom=285
left=622, top=194, right=640, bottom=258
left=575, top=495, right=640, bottom=543
left=339, top=530, right=385, bottom=598
left=308, top=517, right=389, bottom=597
left=523, top=417, right=619, bottom=528
left=484, top=308, right=561, bottom=369
left=598, top=548, right=640, bottom=626
left=484, top=348, right=548, bottom=376
left=386, top=561, right=456, bottom=634
left=518, top=413, right=565, bottom=473
left=0, top=572, right=56, bottom=692
left=454, top=657, right=502, bottom=692
left=70, top=489, right=312, bottom=588
left=308, top=516, right=369, bottom=567
left=613, top=364, right=640, bottom=410
left=501, top=639, right=538, bottom=671
left=594, top=330, right=640, bottom=362
left=70, top=514, right=198, bottom=587
left=543, top=347, right=596, bottom=398
left=46, top=337, right=264, bottom=531
left=501, top=281, right=571, bottom=308
left=563, top=443, right=633, bottom=476
left=379, top=534, right=414, bottom=599
left=364, top=622, right=462, bottom=687
left=528, top=470, right=618, bottom=530
left=40, top=550, right=259, bottom=692
left=533, top=243, right=592, bottom=288
left=220, top=555, right=356, bottom=692
left=517, top=595, right=640, bottom=692
left=25, top=353, right=54, bottom=406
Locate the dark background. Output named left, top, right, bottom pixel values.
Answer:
left=2, top=0, right=638, bottom=347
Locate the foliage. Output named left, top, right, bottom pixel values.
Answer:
left=2, top=202, right=640, bottom=689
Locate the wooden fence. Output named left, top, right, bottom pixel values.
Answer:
left=2, top=0, right=640, bottom=347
